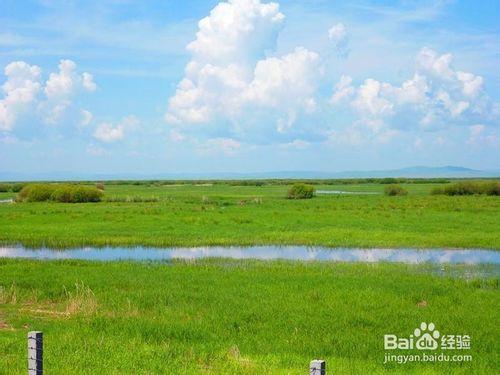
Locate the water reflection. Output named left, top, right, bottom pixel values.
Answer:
left=0, top=246, right=498, bottom=264
left=316, top=190, right=379, bottom=195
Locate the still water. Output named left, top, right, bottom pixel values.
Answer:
left=316, top=190, right=380, bottom=195
left=0, top=246, right=498, bottom=264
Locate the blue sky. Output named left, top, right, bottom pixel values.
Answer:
left=0, top=0, right=499, bottom=176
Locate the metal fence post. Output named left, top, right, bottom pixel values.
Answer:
left=28, top=331, right=43, bottom=375
left=310, top=359, right=325, bottom=375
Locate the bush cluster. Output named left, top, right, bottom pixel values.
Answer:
left=18, top=184, right=103, bottom=203
left=431, top=181, right=500, bottom=196
left=0, top=183, right=25, bottom=193
left=286, top=183, right=315, bottom=199
left=96, top=177, right=450, bottom=187
left=384, top=185, right=408, bottom=196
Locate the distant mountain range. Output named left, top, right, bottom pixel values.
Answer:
left=0, top=166, right=498, bottom=182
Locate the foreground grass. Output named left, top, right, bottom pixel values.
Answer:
left=0, top=259, right=498, bottom=374
left=0, top=184, right=499, bottom=248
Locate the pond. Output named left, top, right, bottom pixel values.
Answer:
left=0, top=245, right=498, bottom=264
left=316, top=190, right=380, bottom=195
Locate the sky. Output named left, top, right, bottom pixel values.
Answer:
left=0, top=0, right=499, bottom=176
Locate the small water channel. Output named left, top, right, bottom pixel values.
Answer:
left=316, top=190, right=380, bottom=195
left=0, top=246, right=498, bottom=264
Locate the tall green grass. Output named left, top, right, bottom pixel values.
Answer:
left=0, top=259, right=497, bottom=374
left=17, top=184, right=103, bottom=203
left=0, top=183, right=25, bottom=193
left=384, top=184, right=408, bottom=196
left=431, top=181, right=500, bottom=196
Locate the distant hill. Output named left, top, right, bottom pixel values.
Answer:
left=325, top=166, right=497, bottom=178
left=233, top=166, right=495, bottom=179
left=0, top=166, right=498, bottom=182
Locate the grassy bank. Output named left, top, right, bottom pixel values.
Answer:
left=0, top=183, right=499, bottom=248
left=0, top=259, right=498, bottom=373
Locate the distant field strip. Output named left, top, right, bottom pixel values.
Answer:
left=0, top=183, right=498, bottom=249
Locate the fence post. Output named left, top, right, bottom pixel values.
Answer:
left=310, top=359, right=325, bottom=375
left=28, top=331, right=43, bottom=375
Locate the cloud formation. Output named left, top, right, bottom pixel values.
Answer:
left=0, top=59, right=96, bottom=130
left=93, top=115, right=139, bottom=143
left=166, top=0, right=321, bottom=139
left=0, top=61, right=41, bottom=131
left=3, top=0, right=495, bottom=158
left=166, top=0, right=496, bottom=151
left=328, top=23, right=350, bottom=58
left=41, top=59, right=97, bottom=125
left=330, top=47, right=496, bottom=143
left=80, top=109, right=93, bottom=127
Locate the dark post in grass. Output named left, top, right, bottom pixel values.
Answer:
left=28, top=331, right=43, bottom=375
left=310, top=359, right=326, bottom=374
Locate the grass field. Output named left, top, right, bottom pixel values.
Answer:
left=1, top=181, right=499, bottom=373
left=0, top=182, right=499, bottom=249
left=0, top=259, right=498, bottom=374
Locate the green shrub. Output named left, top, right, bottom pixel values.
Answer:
left=69, top=186, right=103, bottom=202
left=430, top=186, right=444, bottom=195
left=18, top=184, right=102, bottom=203
left=51, top=186, right=74, bottom=203
left=480, top=181, right=500, bottom=196
left=0, top=183, right=11, bottom=192
left=446, top=181, right=475, bottom=195
left=286, top=183, right=315, bottom=199
left=430, top=181, right=500, bottom=196
left=11, top=183, right=25, bottom=193
left=379, top=178, right=398, bottom=184
left=18, top=184, right=54, bottom=202
left=384, top=185, right=408, bottom=196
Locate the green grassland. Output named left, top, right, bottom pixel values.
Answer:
left=0, top=182, right=499, bottom=248
left=0, top=259, right=498, bottom=374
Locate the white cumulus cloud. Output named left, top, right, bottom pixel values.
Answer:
left=330, top=75, right=354, bottom=104
left=328, top=23, right=350, bottom=58
left=92, top=115, right=139, bottom=143
left=41, top=59, right=97, bottom=124
left=467, top=124, right=498, bottom=146
left=80, top=109, right=93, bottom=127
left=0, top=59, right=97, bottom=130
left=245, top=47, right=319, bottom=109
left=456, top=71, right=483, bottom=98
left=416, top=47, right=455, bottom=80
left=93, top=122, right=124, bottom=142
left=186, top=0, right=284, bottom=65
left=45, top=60, right=96, bottom=98
left=0, top=61, right=41, bottom=131
left=351, top=78, right=394, bottom=117
left=331, top=47, right=495, bottom=143
left=166, top=0, right=322, bottom=138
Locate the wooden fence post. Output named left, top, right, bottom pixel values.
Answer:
left=28, top=331, right=43, bottom=375
left=310, top=359, right=325, bottom=375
